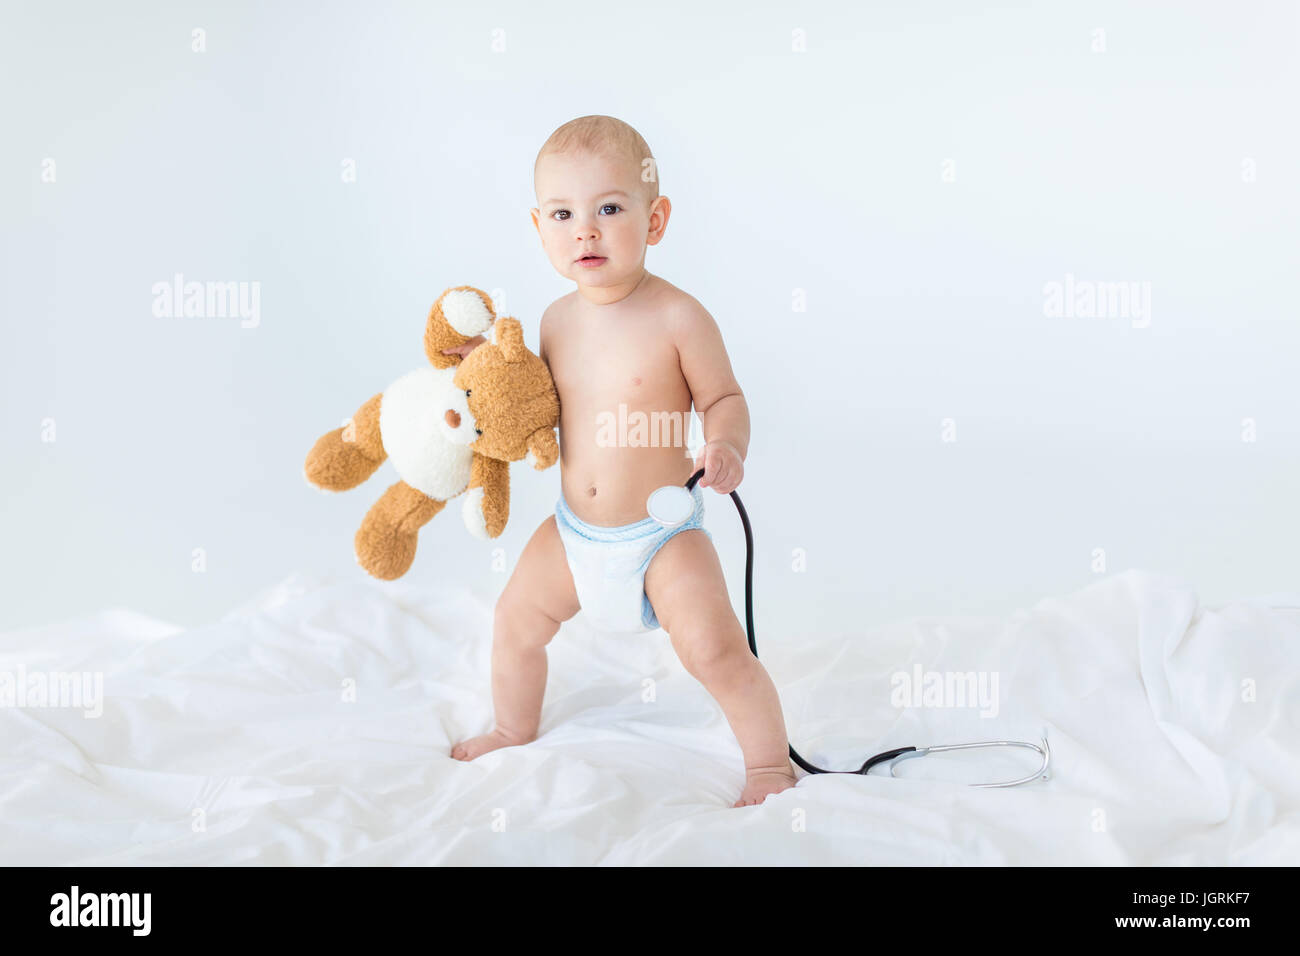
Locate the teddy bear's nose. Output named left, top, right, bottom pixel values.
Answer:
left=444, top=409, right=461, bottom=429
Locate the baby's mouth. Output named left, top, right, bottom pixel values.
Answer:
left=575, top=254, right=608, bottom=267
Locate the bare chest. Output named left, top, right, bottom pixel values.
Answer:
left=547, top=309, right=684, bottom=407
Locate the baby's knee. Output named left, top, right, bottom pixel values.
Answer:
left=493, top=589, right=562, bottom=648
left=671, top=615, right=750, bottom=682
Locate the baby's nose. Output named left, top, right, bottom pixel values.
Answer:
left=445, top=409, right=461, bottom=428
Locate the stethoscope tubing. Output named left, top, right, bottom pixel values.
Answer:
left=681, top=468, right=1050, bottom=786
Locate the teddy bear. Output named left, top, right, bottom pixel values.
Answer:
left=304, top=285, right=559, bottom=580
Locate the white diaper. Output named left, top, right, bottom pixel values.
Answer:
left=554, top=484, right=711, bottom=634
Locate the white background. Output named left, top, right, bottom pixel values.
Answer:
left=2, top=0, right=1296, bottom=636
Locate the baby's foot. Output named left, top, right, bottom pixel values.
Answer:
left=451, top=728, right=532, bottom=761
left=733, top=764, right=798, bottom=807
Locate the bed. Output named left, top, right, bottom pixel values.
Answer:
left=1, top=569, right=1295, bottom=865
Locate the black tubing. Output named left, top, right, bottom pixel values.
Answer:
left=685, top=467, right=914, bottom=775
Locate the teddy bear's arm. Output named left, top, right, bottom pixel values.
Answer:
left=304, top=393, right=387, bottom=491
left=461, top=453, right=510, bottom=540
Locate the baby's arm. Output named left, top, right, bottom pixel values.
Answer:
left=538, top=308, right=551, bottom=368
left=671, top=301, right=749, bottom=494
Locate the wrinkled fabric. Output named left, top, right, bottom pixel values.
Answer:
left=0, top=568, right=1295, bottom=865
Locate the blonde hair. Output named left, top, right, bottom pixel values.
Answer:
left=534, top=115, right=659, bottom=204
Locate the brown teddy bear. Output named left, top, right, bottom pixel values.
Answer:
left=304, top=285, right=559, bottom=580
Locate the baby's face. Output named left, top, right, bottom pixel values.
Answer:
left=531, top=150, right=664, bottom=290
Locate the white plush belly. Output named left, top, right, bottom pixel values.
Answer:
left=379, top=367, right=474, bottom=500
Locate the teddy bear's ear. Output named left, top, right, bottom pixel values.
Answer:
left=441, top=287, right=496, bottom=336
left=492, top=317, right=528, bottom=363
left=525, top=426, right=559, bottom=470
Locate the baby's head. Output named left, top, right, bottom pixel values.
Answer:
left=530, top=115, right=669, bottom=292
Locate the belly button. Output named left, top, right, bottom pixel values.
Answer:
left=587, top=486, right=597, bottom=496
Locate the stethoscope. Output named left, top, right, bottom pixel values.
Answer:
left=644, top=469, right=1052, bottom=788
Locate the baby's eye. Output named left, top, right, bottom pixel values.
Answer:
left=551, top=209, right=570, bottom=221
left=600, top=203, right=621, bottom=215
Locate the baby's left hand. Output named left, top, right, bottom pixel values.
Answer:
left=693, top=440, right=744, bottom=495
left=442, top=334, right=487, bottom=359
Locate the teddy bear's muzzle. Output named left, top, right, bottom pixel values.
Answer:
left=439, top=390, right=479, bottom=446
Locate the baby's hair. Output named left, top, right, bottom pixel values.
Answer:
left=535, top=114, right=659, bottom=204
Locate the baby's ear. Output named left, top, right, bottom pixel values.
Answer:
left=525, top=426, right=559, bottom=470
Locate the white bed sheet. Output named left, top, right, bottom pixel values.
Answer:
left=1, top=569, right=1296, bottom=865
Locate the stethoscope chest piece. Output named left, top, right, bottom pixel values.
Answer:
left=646, top=484, right=694, bottom=529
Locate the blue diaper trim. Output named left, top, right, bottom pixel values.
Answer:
left=554, top=483, right=712, bottom=632
left=555, top=483, right=706, bottom=544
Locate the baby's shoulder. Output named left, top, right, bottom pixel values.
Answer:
left=540, top=291, right=577, bottom=326
left=646, top=275, right=707, bottom=319
left=537, top=293, right=575, bottom=360
left=652, top=280, right=714, bottom=335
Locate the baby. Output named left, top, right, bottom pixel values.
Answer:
left=451, top=115, right=797, bottom=808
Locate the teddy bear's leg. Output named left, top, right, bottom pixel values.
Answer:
left=355, top=480, right=446, bottom=580
left=423, top=286, right=497, bottom=370
left=305, top=394, right=387, bottom=491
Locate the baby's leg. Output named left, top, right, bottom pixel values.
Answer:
left=452, top=515, right=579, bottom=761
left=643, top=530, right=797, bottom=807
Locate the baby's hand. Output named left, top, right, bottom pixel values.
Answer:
left=693, top=440, right=743, bottom=495
left=441, top=334, right=487, bottom=359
